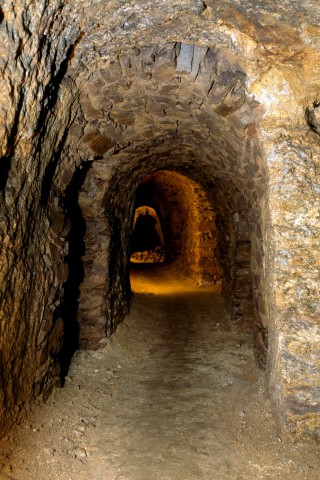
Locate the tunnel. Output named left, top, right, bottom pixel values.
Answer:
left=130, top=205, right=165, bottom=263
left=130, top=207, right=163, bottom=256
left=1, top=2, right=320, bottom=453
left=72, top=43, right=266, bottom=364
left=130, top=171, right=222, bottom=280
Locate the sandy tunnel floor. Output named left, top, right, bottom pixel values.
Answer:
left=1, top=264, right=320, bottom=480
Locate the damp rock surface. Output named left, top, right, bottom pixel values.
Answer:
left=0, top=266, right=319, bottom=480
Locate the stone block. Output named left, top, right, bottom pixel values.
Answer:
left=176, top=43, right=194, bottom=73
left=82, top=129, right=116, bottom=155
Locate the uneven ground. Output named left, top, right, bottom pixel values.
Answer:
left=0, top=265, right=319, bottom=480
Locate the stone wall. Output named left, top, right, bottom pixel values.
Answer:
left=265, top=129, right=320, bottom=440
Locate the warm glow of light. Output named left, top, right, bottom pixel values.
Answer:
left=130, top=265, right=220, bottom=296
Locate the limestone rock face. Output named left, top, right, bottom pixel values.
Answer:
left=0, top=0, right=319, bottom=441
left=0, top=0, right=80, bottom=433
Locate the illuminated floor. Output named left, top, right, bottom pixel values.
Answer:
left=0, top=265, right=319, bottom=479
left=130, top=262, right=215, bottom=294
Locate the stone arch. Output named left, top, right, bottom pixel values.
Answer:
left=130, top=205, right=165, bottom=261
left=67, top=42, right=268, bottom=364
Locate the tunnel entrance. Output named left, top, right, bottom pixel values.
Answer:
left=130, top=171, right=222, bottom=285
left=71, top=42, right=267, bottom=371
left=130, top=206, right=165, bottom=264
left=76, top=162, right=261, bottom=355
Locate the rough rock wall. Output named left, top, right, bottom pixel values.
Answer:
left=0, top=1, right=80, bottom=433
left=265, top=128, right=320, bottom=439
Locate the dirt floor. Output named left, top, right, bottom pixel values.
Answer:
left=1, top=264, right=320, bottom=480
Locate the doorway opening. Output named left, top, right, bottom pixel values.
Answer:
left=130, top=170, right=223, bottom=287
left=130, top=206, right=165, bottom=264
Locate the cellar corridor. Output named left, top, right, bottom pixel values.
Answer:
left=0, top=265, right=319, bottom=480
left=1, top=0, right=320, bottom=459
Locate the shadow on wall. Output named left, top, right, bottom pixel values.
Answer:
left=0, top=156, right=10, bottom=193
left=58, top=164, right=90, bottom=383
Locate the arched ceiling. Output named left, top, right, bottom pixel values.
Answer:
left=68, top=42, right=264, bottom=211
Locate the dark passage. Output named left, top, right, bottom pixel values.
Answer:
left=58, top=165, right=90, bottom=382
left=131, top=211, right=161, bottom=253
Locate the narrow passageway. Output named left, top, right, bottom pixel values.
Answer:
left=0, top=266, right=319, bottom=480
